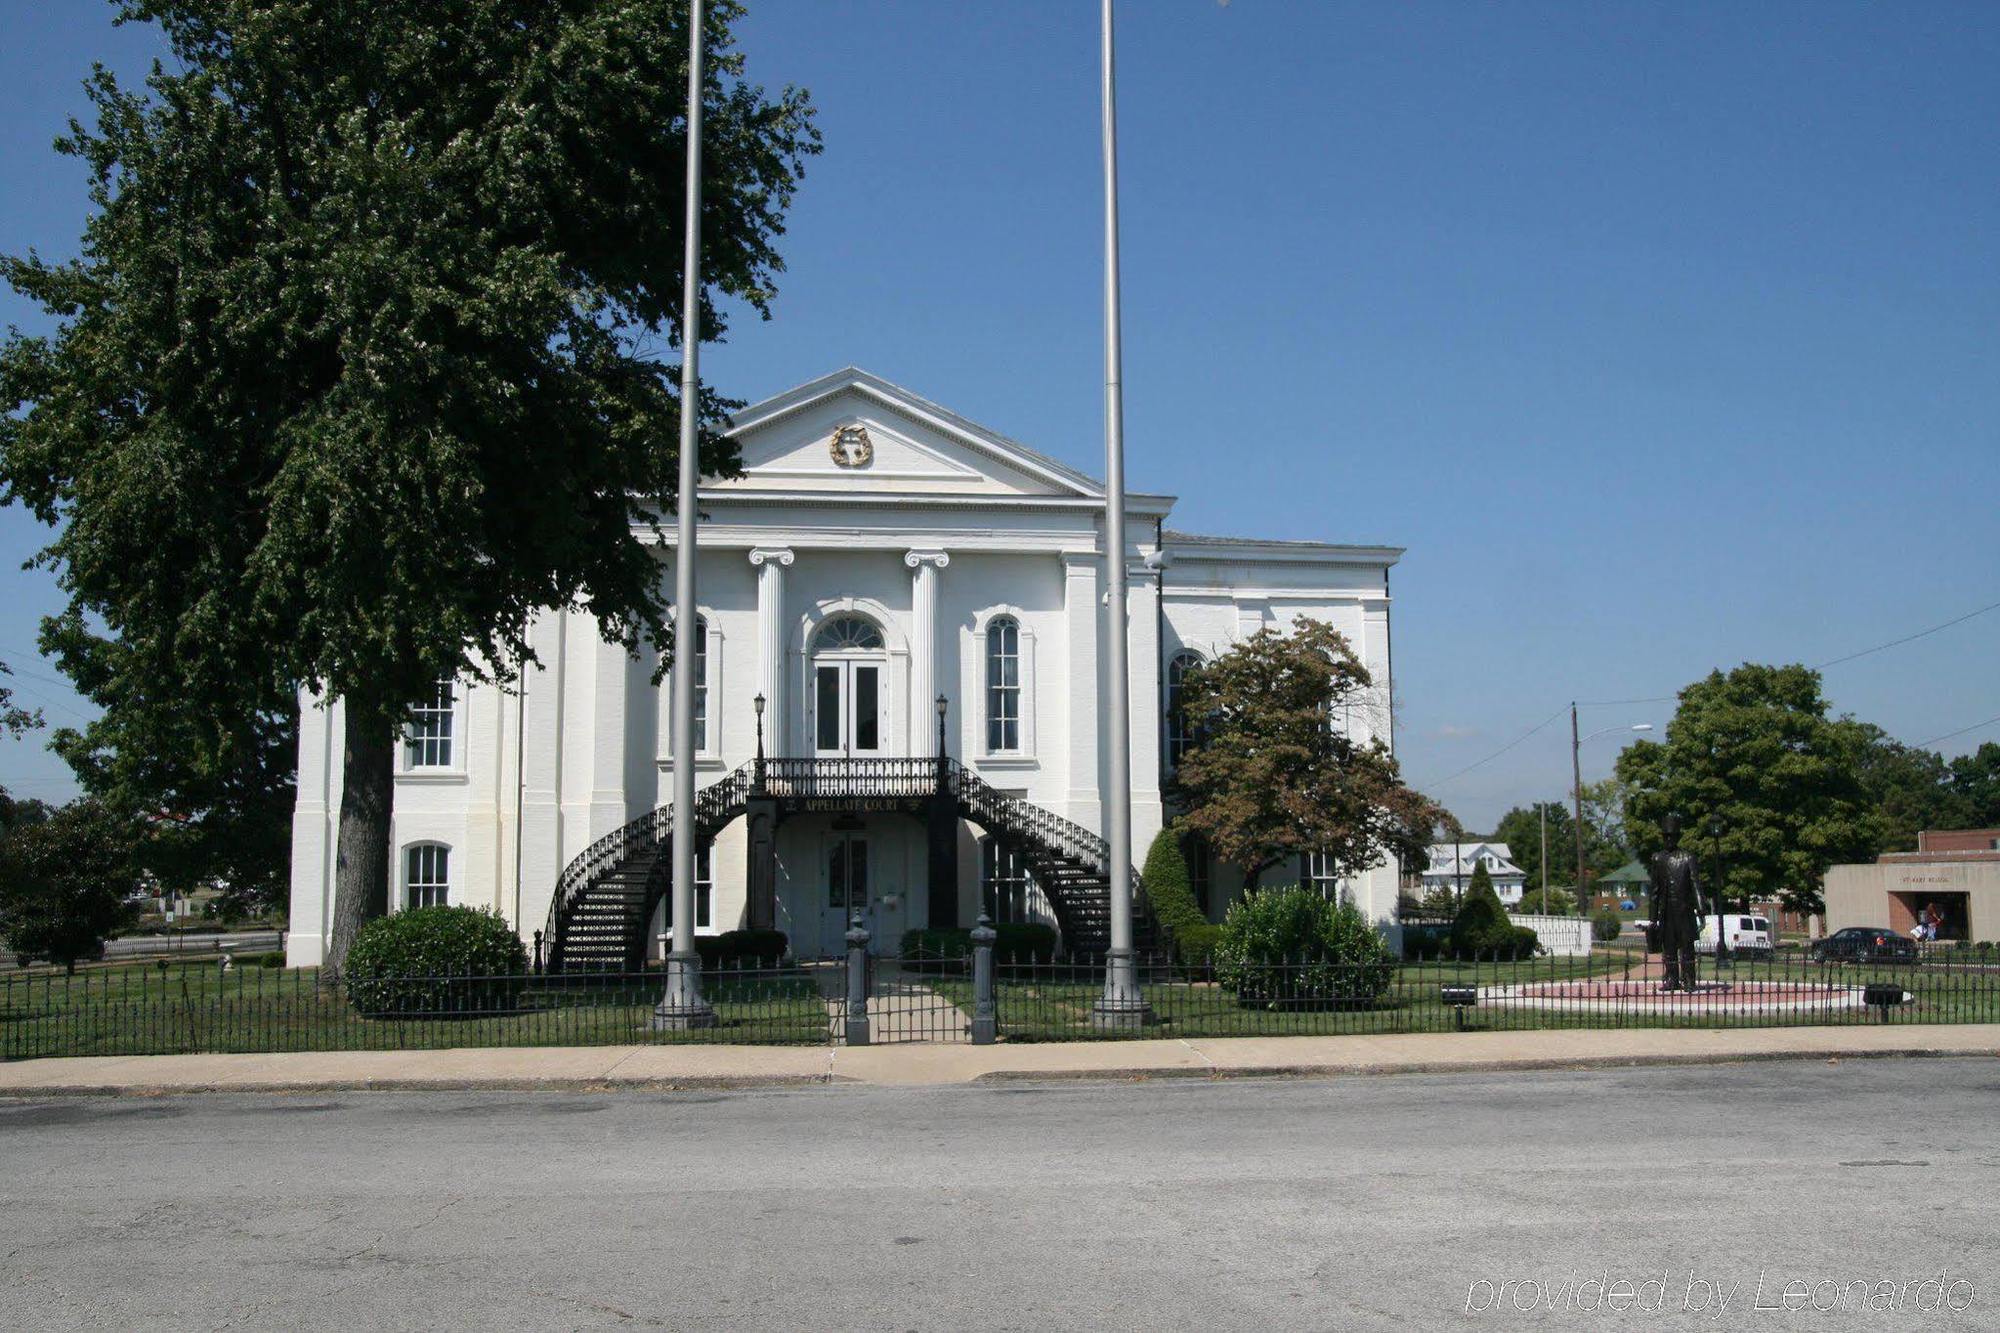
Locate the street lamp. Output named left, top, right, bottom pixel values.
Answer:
left=1091, top=0, right=1148, bottom=1029
left=656, top=0, right=716, bottom=1031
left=1708, top=814, right=1731, bottom=972
left=1571, top=710, right=1652, bottom=912
left=935, top=693, right=949, bottom=761
left=753, top=692, right=767, bottom=782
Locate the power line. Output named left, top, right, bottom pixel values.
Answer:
left=1813, top=597, right=2000, bottom=670
left=1917, top=714, right=2000, bottom=749
left=1416, top=705, right=1568, bottom=793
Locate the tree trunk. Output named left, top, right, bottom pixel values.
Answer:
left=325, top=708, right=394, bottom=977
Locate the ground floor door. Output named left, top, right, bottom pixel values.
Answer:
left=819, top=832, right=910, bottom=956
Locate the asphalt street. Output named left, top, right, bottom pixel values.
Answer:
left=1, top=1059, right=1994, bottom=1329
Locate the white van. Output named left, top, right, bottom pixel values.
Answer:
left=1698, top=914, right=1775, bottom=959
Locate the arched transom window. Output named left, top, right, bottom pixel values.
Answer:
left=813, top=615, right=884, bottom=654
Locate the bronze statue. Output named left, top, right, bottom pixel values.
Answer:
left=1648, top=814, right=1702, bottom=991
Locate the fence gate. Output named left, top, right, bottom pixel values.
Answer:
left=821, top=922, right=976, bottom=1045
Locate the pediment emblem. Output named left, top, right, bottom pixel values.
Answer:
left=830, top=424, right=874, bottom=468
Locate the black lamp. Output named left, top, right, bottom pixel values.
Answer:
left=752, top=692, right=767, bottom=768
left=935, top=693, right=948, bottom=760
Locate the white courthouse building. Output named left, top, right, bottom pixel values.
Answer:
left=285, top=370, right=1402, bottom=968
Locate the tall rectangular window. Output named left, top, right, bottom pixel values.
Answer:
left=668, top=616, right=708, bottom=754
left=406, top=844, right=450, bottom=909
left=405, top=679, right=455, bottom=768
left=695, top=845, right=713, bottom=931
left=982, top=837, right=1034, bottom=924
left=986, top=618, right=1021, bottom=752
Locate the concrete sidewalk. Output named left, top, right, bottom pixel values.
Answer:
left=2, top=1023, right=1995, bottom=1095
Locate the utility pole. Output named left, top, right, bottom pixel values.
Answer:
left=655, top=0, right=716, bottom=1030
left=1571, top=702, right=1587, bottom=914
left=1539, top=803, right=1548, bottom=906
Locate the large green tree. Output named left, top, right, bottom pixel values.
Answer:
left=0, top=1, right=819, bottom=970
left=40, top=610, right=296, bottom=916
left=1172, top=620, right=1445, bottom=890
left=1841, top=720, right=1974, bottom=854
left=1947, top=742, right=2000, bottom=828
left=0, top=797, right=141, bottom=973
left=1615, top=664, right=1876, bottom=914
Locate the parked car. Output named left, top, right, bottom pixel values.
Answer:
left=1697, top=914, right=1775, bottom=959
left=1809, top=927, right=1918, bottom=964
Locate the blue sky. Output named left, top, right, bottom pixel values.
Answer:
left=2, top=0, right=1996, bottom=829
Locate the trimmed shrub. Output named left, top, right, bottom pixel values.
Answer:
left=1591, top=911, right=1622, bottom=943
left=697, top=929, right=788, bottom=968
left=344, top=906, right=529, bottom=1017
left=1141, top=827, right=1206, bottom=944
left=1516, top=885, right=1578, bottom=916
left=1401, top=921, right=1451, bottom=962
left=899, top=922, right=1059, bottom=970
left=1174, top=921, right=1224, bottom=967
left=1216, top=886, right=1395, bottom=1008
left=1449, top=878, right=1539, bottom=961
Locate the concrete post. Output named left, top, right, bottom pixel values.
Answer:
left=970, top=913, right=997, bottom=1045
left=843, top=914, right=871, bottom=1047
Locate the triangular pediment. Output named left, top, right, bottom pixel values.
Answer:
left=715, top=368, right=1102, bottom=499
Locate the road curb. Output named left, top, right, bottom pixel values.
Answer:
left=969, top=1044, right=1997, bottom=1083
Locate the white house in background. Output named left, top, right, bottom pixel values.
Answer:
left=1423, top=842, right=1528, bottom=906
left=285, top=369, right=1403, bottom=968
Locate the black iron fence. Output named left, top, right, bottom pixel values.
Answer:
left=6, top=937, right=1997, bottom=1060
left=0, top=958, right=834, bottom=1060
left=977, top=946, right=2000, bottom=1041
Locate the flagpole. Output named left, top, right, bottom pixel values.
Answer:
left=656, top=0, right=716, bottom=1029
left=1094, top=0, right=1149, bottom=1027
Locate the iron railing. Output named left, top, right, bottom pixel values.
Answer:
left=542, top=765, right=754, bottom=965
left=16, top=944, right=1988, bottom=1060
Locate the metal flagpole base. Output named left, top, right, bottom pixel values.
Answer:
left=1090, top=947, right=1153, bottom=1030
left=651, top=951, right=718, bottom=1030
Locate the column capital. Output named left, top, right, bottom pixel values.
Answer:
left=904, top=549, right=950, bottom=570
left=747, top=547, right=795, bottom=568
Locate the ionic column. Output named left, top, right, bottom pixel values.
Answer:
left=748, top=548, right=794, bottom=755
left=905, top=550, right=949, bottom=755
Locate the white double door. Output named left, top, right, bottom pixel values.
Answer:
left=811, top=657, right=887, bottom=757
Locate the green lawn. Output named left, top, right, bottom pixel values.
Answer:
left=0, top=961, right=830, bottom=1059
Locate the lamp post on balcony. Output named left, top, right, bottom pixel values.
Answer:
left=936, top=693, right=949, bottom=764
left=753, top=692, right=766, bottom=789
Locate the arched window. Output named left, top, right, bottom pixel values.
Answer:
left=985, top=617, right=1021, bottom=753
left=812, top=614, right=884, bottom=653
left=405, top=678, right=455, bottom=768
left=405, top=843, right=450, bottom=909
left=1165, top=651, right=1204, bottom=768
